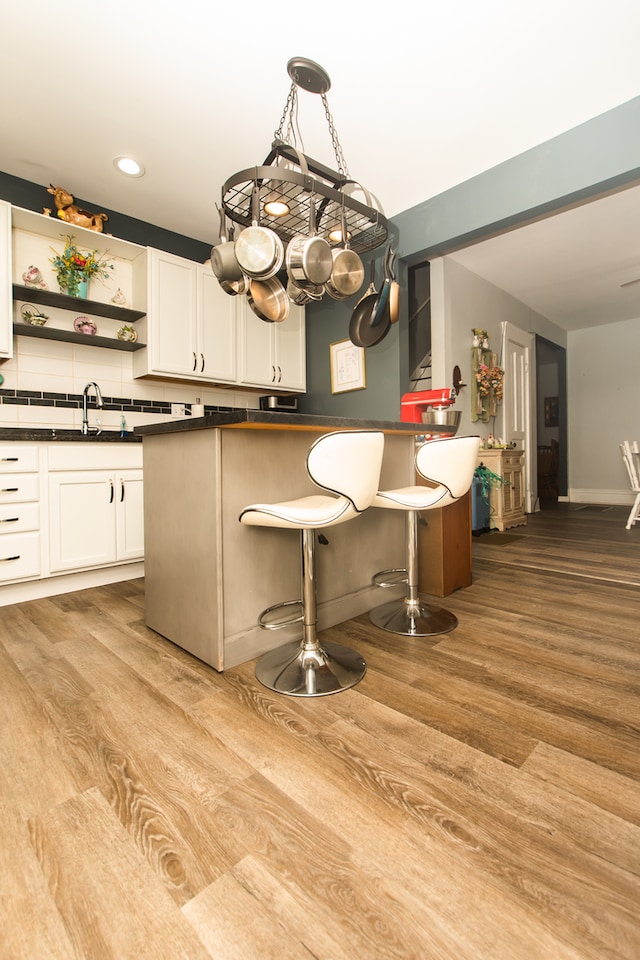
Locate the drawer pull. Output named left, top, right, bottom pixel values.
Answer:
left=0, top=517, right=19, bottom=523
left=1, top=555, right=20, bottom=562
left=1, top=487, right=19, bottom=493
left=1, top=457, right=19, bottom=462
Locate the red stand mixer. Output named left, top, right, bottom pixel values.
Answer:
left=400, top=387, right=461, bottom=438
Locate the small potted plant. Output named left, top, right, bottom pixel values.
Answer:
left=50, top=235, right=114, bottom=297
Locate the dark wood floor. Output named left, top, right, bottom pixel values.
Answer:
left=1, top=505, right=639, bottom=959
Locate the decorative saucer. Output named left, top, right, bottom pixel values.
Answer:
left=74, top=316, right=97, bottom=335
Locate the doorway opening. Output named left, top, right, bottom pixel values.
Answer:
left=535, top=335, right=567, bottom=506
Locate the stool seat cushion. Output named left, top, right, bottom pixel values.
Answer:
left=240, top=494, right=359, bottom=530
left=373, top=484, right=450, bottom=511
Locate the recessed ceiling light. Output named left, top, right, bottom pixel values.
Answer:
left=114, top=156, right=145, bottom=178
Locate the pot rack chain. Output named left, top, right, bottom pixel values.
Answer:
left=273, top=81, right=350, bottom=179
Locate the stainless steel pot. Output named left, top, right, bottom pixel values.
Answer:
left=325, top=246, right=365, bottom=300
left=235, top=186, right=285, bottom=280
left=286, top=278, right=323, bottom=305
left=247, top=276, right=290, bottom=323
left=324, top=204, right=364, bottom=300
left=285, top=195, right=333, bottom=288
left=211, top=206, right=248, bottom=296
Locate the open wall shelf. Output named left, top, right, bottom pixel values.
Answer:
left=12, top=284, right=146, bottom=323
left=14, top=324, right=145, bottom=352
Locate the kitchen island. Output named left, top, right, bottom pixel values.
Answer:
left=136, top=411, right=432, bottom=670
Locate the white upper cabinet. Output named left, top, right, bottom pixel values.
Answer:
left=133, top=249, right=236, bottom=383
left=0, top=200, right=13, bottom=359
left=237, top=298, right=306, bottom=392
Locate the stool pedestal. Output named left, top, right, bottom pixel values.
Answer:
left=369, top=510, right=458, bottom=637
left=255, top=528, right=366, bottom=696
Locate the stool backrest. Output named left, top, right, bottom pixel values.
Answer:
left=416, top=436, right=481, bottom=500
left=307, top=431, right=385, bottom=512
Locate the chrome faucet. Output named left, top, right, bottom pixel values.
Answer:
left=82, top=382, right=103, bottom=435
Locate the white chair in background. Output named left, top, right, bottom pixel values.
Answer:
left=620, top=440, right=640, bottom=530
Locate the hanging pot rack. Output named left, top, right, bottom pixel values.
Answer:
left=220, top=59, right=389, bottom=258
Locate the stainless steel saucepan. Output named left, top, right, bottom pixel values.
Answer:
left=211, top=205, right=248, bottom=296
left=235, top=186, right=285, bottom=280
left=285, top=194, right=333, bottom=290
left=247, top=276, right=290, bottom=323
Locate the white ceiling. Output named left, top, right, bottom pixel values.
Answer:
left=1, top=1, right=639, bottom=331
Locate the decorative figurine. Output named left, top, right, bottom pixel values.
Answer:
left=22, top=265, right=48, bottom=289
left=46, top=185, right=108, bottom=233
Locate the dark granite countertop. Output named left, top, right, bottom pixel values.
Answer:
left=135, top=409, right=437, bottom=437
left=0, top=428, right=142, bottom=442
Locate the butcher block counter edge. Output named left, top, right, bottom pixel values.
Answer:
left=135, top=409, right=433, bottom=437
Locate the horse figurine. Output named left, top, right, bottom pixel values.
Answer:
left=46, top=185, right=108, bottom=233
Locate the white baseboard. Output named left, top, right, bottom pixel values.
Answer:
left=0, top=562, right=145, bottom=607
left=568, top=489, right=635, bottom=506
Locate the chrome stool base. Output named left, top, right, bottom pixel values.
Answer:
left=255, top=640, right=366, bottom=697
left=369, top=597, right=458, bottom=637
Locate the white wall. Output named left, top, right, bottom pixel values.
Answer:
left=568, top=317, right=640, bottom=503
left=431, top=256, right=557, bottom=443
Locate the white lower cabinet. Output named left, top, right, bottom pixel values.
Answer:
left=49, top=469, right=143, bottom=573
left=237, top=298, right=306, bottom=391
left=0, top=444, right=41, bottom=583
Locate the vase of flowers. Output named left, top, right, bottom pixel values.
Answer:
left=50, top=235, right=114, bottom=298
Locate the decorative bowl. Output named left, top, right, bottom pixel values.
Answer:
left=74, top=316, right=97, bottom=335
left=116, top=324, right=138, bottom=343
left=20, top=304, right=49, bottom=326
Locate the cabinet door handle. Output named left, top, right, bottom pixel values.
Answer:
left=1, top=487, right=19, bottom=493
left=200, top=353, right=205, bottom=373
left=120, top=479, right=125, bottom=502
left=1, top=555, right=20, bottom=562
left=193, top=352, right=197, bottom=372
left=1, top=457, right=19, bottom=462
left=109, top=479, right=114, bottom=503
left=271, top=365, right=276, bottom=383
left=0, top=517, right=19, bottom=523
left=277, top=365, right=282, bottom=383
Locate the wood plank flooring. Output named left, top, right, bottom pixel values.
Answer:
left=1, top=504, right=639, bottom=959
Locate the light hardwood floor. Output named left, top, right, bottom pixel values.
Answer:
left=1, top=504, right=639, bottom=960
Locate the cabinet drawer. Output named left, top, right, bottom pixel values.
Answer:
left=0, top=473, right=40, bottom=503
left=0, top=501, right=39, bottom=534
left=0, top=445, right=39, bottom=473
left=0, top=532, right=41, bottom=582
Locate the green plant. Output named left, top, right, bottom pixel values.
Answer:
left=50, top=235, right=113, bottom=296
left=474, top=464, right=509, bottom=503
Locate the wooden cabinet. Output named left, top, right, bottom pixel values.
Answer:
left=476, top=448, right=526, bottom=531
left=132, top=249, right=235, bottom=383
left=47, top=444, right=144, bottom=574
left=0, top=200, right=11, bottom=359
left=417, top=489, right=472, bottom=597
left=0, top=444, right=42, bottom=583
left=236, top=297, right=306, bottom=391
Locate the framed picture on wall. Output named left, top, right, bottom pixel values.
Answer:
left=544, top=396, right=559, bottom=427
left=330, top=339, right=366, bottom=394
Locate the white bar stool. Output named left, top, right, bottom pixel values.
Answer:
left=239, top=430, right=385, bottom=697
left=370, top=435, right=481, bottom=637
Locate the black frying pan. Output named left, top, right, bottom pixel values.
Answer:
left=349, top=260, right=391, bottom=347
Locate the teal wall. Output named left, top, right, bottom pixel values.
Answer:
left=299, top=95, right=640, bottom=419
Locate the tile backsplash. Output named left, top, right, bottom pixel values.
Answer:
left=0, top=333, right=260, bottom=432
